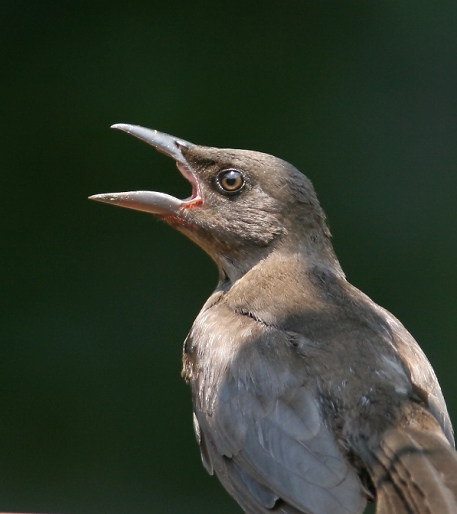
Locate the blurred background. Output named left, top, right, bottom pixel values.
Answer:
left=1, top=1, right=457, bottom=513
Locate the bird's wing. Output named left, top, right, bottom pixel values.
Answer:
left=370, top=303, right=454, bottom=446
left=191, top=310, right=366, bottom=514
left=370, top=424, right=457, bottom=514
left=196, top=384, right=366, bottom=514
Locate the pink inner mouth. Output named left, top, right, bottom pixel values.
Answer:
left=176, top=161, right=202, bottom=207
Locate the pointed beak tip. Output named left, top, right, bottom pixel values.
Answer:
left=111, top=123, right=133, bottom=133
left=88, top=193, right=114, bottom=203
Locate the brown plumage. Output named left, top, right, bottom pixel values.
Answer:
left=90, top=124, right=457, bottom=514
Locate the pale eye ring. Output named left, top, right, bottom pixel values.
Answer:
left=216, top=169, right=245, bottom=193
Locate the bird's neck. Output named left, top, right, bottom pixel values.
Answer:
left=217, top=226, right=345, bottom=288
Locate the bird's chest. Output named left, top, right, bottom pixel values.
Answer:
left=182, top=302, right=304, bottom=418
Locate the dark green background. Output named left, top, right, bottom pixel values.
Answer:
left=2, top=1, right=456, bottom=513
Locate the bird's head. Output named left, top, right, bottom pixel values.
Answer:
left=90, top=124, right=339, bottom=282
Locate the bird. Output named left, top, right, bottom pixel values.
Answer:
left=90, top=124, right=457, bottom=514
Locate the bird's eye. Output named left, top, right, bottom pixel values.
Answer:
left=216, top=169, right=245, bottom=194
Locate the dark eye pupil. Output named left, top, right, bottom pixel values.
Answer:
left=218, top=170, right=244, bottom=192
left=224, top=174, right=237, bottom=187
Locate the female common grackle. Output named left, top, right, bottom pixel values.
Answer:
left=90, top=124, right=457, bottom=514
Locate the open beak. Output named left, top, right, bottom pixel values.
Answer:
left=89, top=124, right=201, bottom=216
